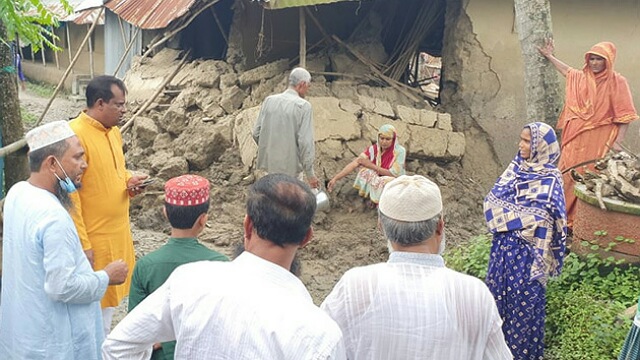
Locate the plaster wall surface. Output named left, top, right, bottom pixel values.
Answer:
left=444, top=0, right=640, bottom=184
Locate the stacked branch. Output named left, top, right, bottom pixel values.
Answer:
left=384, top=2, right=444, bottom=81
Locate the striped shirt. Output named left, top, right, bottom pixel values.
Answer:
left=321, top=251, right=512, bottom=360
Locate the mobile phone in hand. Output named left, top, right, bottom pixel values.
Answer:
left=128, top=178, right=155, bottom=189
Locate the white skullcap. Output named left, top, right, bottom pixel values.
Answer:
left=26, top=120, right=75, bottom=151
left=379, top=175, right=443, bottom=222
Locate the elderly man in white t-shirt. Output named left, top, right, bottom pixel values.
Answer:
left=321, top=175, right=512, bottom=360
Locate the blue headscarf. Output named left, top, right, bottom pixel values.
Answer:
left=484, top=122, right=567, bottom=284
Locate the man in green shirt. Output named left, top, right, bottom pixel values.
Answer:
left=128, top=174, right=228, bottom=359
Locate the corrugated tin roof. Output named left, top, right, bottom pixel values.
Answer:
left=23, top=0, right=104, bottom=24
left=72, top=8, right=104, bottom=24
left=104, top=0, right=199, bottom=29
left=252, top=0, right=361, bottom=10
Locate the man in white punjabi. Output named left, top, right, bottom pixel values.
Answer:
left=321, top=175, right=512, bottom=360
left=252, top=67, right=319, bottom=188
left=0, top=121, right=128, bottom=360
left=102, top=174, right=346, bottom=360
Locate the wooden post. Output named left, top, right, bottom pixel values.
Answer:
left=210, top=7, right=228, bottom=45
left=113, top=27, right=141, bottom=77
left=87, top=24, right=94, bottom=78
left=66, top=24, right=74, bottom=74
left=299, top=7, right=306, bottom=68
left=40, top=40, right=46, bottom=66
left=117, top=16, right=127, bottom=46
left=121, top=49, right=192, bottom=133
left=52, top=31, right=60, bottom=69
left=30, top=46, right=35, bottom=63
left=0, top=10, right=99, bottom=166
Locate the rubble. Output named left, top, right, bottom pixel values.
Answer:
left=124, top=48, right=467, bottom=226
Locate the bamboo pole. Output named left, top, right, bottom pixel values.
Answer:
left=117, top=16, right=127, bottom=46
left=332, top=35, right=423, bottom=103
left=141, top=0, right=219, bottom=59
left=87, top=24, right=94, bottom=78
left=120, top=49, right=191, bottom=133
left=0, top=7, right=106, bottom=159
left=40, top=40, right=46, bottom=66
left=210, top=7, right=228, bottom=45
left=113, top=27, right=141, bottom=77
left=299, top=7, right=306, bottom=68
left=52, top=32, right=60, bottom=69
left=66, top=25, right=74, bottom=74
left=305, top=7, right=329, bottom=39
left=30, top=46, right=35, bottom=63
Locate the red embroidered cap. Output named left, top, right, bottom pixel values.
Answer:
left=164, top=175, right=210, bottom=206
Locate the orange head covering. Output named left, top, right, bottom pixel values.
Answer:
left=557, top=42, right=638, bottom=144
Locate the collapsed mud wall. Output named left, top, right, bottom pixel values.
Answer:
left=123, top=48, right=466, bottom=229
left=440, top=0, right=516, bottom=187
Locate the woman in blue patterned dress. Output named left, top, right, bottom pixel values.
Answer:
left=484, top=122, right=567, bottom=360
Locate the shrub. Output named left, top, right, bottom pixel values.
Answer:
left=445, top=232, right=640, bottom=360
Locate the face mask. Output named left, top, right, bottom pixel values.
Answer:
left=53, top=157, right=77, bottom=194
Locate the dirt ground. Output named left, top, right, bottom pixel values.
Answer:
left=18, top=88, right=85, bottom=128
left=17, top=86, right=490, bottom=329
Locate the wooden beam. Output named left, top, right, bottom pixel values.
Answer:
left=210, top=7, right=228, bottom=45
left=113, top=27, right=141, bottom=77
left=0, top=8, right=107, bottom=160
left=52, top=32, right=60, bottom=69
left=121, top=49, right=192, bottom=133
left=40, top=40, right=46, bottom=66
left=299, top=7, right=306, bottom=68
left=66, top=25, right=74, bottom=74
left=87, top=24, right=94, bottom=78
left=117, top=16, right=127, bottom=46
left=332, top=35, right=423, bottom=103
left=141, top=1, right=219, bottom=59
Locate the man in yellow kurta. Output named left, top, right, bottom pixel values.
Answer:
left=69, top=75, right=147, bottom=335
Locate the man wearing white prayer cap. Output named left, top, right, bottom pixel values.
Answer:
left=321, top=175, right=512, bottom=360
left=0, top=121, right=128, bottom=360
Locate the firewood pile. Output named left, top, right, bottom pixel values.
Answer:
left=571, top=150, right=640, bottom=209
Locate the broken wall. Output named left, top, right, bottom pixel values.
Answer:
left=442, top=0, right=640, bottom=186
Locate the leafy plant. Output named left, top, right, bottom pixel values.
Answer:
left=446, top=232, right=640, bottom=360
left=20, top=105, right=37, bottom=125
left=26, top=81, right=57, bottom=98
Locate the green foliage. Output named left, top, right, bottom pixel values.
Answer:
left=0, top=0, right=71, bottom=51
left=20, top=105, right=37, bottom=125
left=446, top=232, right=640, bottom=360
left=26, top=80, right=56, bottom=98
left=444, top=233, right=492, bottom=279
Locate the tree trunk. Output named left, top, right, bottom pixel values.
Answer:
left=513, top=0, right=562, bottom=128
left=0, top=21, right=29, bottom=193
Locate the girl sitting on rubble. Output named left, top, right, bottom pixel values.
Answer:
left=327, top=124, right=406, bottom=206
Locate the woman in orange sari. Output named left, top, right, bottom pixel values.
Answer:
left=538, top=40, right=638, bottom=228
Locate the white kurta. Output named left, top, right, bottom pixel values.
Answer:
left=321, top=252, right=512, bottom=360
left=103, top=252, right=346, bottom=360
left=0, top=182, right=109, bottom=360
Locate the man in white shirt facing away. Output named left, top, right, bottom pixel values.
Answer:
left=102, top=173, right=346, bottom=360
left=321, top=175, right=512, bottom=360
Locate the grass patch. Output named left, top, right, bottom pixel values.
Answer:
left=445, top=233, right=639, bottom=360
left=20, top=105, right=38, bottom=126
left=26, top=81, right=59, bottom=98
